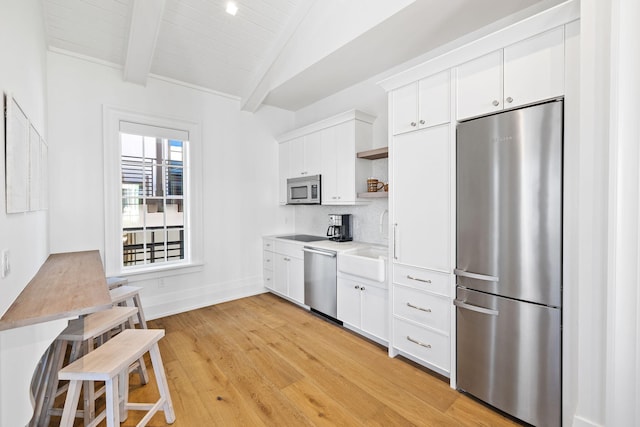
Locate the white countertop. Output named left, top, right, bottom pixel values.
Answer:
left=265, top=234, right=386, bottom=254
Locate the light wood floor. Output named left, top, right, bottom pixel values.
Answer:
left=62, top=293, right=522, bottom=426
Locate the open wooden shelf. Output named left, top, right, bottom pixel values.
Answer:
left=357, top=147, right=388, bottom=160
left=358, top=191, right=389, bottom=199
left=0, top=250, right=112, bottom=331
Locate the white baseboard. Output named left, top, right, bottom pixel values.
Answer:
left=142, top=276, right=268, bottom=321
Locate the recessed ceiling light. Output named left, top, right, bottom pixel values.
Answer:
left=226, top=2, right=238, bottom=16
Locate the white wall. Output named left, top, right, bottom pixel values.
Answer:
left=0, top=2, right=66, bottom=426
left=46, top=51, right=295, bottom=319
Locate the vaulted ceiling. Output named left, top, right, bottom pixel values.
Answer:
left=42, top=0, right=565, bottom=112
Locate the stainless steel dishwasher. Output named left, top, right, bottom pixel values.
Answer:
left=302, top=246, right=339, bottom=320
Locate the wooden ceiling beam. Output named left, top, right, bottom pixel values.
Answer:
left=123, top=0, right=166, bottom=86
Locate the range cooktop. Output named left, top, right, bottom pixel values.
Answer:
left=277, top=234, right=328, bottom=242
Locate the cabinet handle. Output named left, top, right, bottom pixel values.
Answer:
left=361, top=286, right=365, bottom=291
left=354, top=285, right=360, bottom=289
left=506, top=97, right=513, bottom=103
left=419, top=119, right=425, bottom=125
left=406, top=336, right=431, bottom=349
left=492, top=100, right=500, bottom=107
left=406, top=302, right=431, bottom=313
left=301, top=171, right=307, bottom=175
left=393, top=223, right=398, bottom=260
left=410, top=122, right=417, bottom=127
left=266, top=278, right=271, bottom=281
left=265, top=243, right=271, bottom=247
left=407, top=275, right=431, bottom=284
left=266, top=259, right=270, bottom=262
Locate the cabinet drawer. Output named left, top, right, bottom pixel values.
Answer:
left=274, top=240, right=304, bottom=259
left=263, top=269, right=274, bottom=290
left=393, top=264, right=451, bottom=297
left=263, top=250, right=274, bottom=271
left=263, top=239, right=275, bottom=252
left=393, top=318, right=450, bottom=372
left=393, top=284, right=450, bottom=334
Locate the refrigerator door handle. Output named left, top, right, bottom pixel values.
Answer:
left=454, top=269, right=498, bottom=282
left=454, top=299, right=499, bottom=316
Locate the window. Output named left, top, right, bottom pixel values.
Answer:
left=104, top=107, right=202, bottom=276
left=120, top=133, right=185, bottom=267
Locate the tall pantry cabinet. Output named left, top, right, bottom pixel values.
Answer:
left=388, top=70, right=455, bottom=378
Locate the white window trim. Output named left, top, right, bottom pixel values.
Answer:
left=103, top=105, right=203, bottom=277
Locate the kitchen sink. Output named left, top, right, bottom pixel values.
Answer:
left=337, top=246, right=388, bottom=283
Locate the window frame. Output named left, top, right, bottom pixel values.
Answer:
left=103, top=106, right=203, bottom=277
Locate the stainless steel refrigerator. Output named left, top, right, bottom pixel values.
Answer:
left=455, top=100, right=562, bottom=427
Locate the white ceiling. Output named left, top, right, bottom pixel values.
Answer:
left=42, top=0, right=564, bottom=112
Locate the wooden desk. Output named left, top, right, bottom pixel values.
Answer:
left=0, top=251, right=112, bottom=331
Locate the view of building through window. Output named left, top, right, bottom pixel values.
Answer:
left=120, top=132, right=186, bottom=267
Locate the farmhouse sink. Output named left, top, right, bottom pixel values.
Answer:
left=337, top=246, right=388, bottom=283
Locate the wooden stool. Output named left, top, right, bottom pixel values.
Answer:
left=110, top=285, right=148, bottom=329
left=35, top=306, right=142, bottom=426
left=106, top=276, right=128, bottom=290
left=58, top=329, right=176, bottom=427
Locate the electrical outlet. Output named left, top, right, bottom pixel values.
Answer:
left=1, top=250, right=10, bottom=278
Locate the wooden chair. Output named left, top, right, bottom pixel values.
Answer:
left=110, top=285, right=148, bottom=329
left=33, top=306, right=140, bottom=426
left=58, top=329, right=176, bottom=427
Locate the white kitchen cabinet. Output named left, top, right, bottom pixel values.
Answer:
left=288, top=133, right=322, bottom=178
left=337, top=276, right=388, bottom=343
left=392, top=71, right=450, bottom=135
left=277, top=110, right=376, bottom=206
left=278, top=143, right=290, bottom=205
left=392, top=125, right=451, bottom=272
left=321, top=120, right=372, bottom=205
left=456, top=26, right=564, bottom=120
left=263, top=237, right=275, bottom=290
left=266, top=240, right=305, bottom=304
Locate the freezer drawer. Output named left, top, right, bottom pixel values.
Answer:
left=455, top=287, right=561, bottom=427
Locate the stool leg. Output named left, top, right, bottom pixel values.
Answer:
left=132, top=294, right=148, bottom=329
left=42, top=340, right=68, bottom=427
left=59, top=380, right=82, bottom=427
left=119, top=367, right=129, bottom=421
left=126, top=316, right=149, bottom=385
left=83, top=340, right=96, bottom=425
left=105, top=376, right=120, bottom=427
left=148, top=343, right=176, bottom=423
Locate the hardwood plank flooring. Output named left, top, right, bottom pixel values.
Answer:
left=53, top=293, right=521, bottom=426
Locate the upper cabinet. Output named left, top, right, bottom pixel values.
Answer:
left=456, top=27, right=565, bottom=120
left=392, top=70, right=450, bottom=135
left=277, top=110, right=376, bottom=206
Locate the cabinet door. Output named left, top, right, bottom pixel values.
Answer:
left=288, top=257, right=304, bottom=303
left=361, top=284, right=388, bottom=341
left=304, top=132, right=322, bottom=176
left=392, top=82, right=418, bottom=135
left=337, top=278, right=361, bottom=327
left=333, top=121, right=356, bottom=203
left=503, top=26, right=564, bottom=109
left=320, top=125, right=337, bottom=202
left=392, top=125, right=451, bottom=272
left=418, top=71, right=450, bottom=128
left=456, top=50, right=503, bottom=120
left=289, top=136, right=305, bottom=177
left=278, top=142, right=290, bottom=205
left=274, top=254, right=289, bottom=295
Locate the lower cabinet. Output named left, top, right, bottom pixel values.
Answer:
left=391, top=264, right=452, bottom=375
left=337, top=275, right=388, bottom=343
left=264, top=238, right=304, bottom=304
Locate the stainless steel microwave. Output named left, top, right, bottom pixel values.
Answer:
left=287, top=175, right=321, bottom=205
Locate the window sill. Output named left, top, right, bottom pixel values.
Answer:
left=116, top=262, right=204, bottom=283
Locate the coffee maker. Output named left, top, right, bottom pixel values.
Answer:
left=327, top=214, right=353, bottom=242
